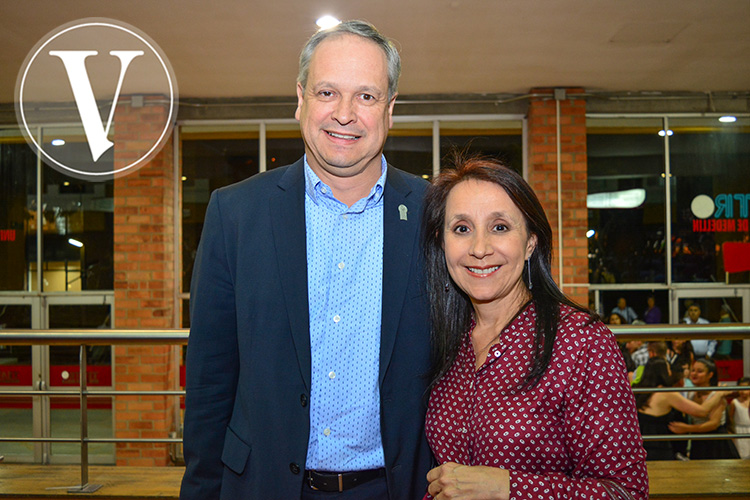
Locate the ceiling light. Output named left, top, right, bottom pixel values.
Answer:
left=658, top=129, right=673, bottom=137
left=586, top=229, right=596, bottom=238
left=316, top=15, right=341, bottom=29
left=587, top=188, right=646, bottom=209
left=719, top=116, right=737, bottom=123
left=68, top=238, right=84, bottom=248
left=51, top=139, right=65, bottom=146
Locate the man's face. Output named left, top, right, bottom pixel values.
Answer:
left=295, top=34, right=395, bottom=183
left=617, top=298, right=626, bottom=310
left=687, top=305, right=701, bottom=322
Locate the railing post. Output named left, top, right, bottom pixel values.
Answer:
left=68, top=345, right=102, bottom=494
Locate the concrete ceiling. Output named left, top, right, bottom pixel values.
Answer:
left=1, top=0, right=749, bottom=104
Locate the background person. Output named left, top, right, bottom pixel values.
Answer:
left=634, top=358, right=728, bottom=461
left=683, top=304, right=716, bottom=358
left=669, top=358, right=740, bottom=459
left=643, top=295, right=662, bottom=324
left=181, top=20, right=432, bottom=500
left=421, top=156, right=647, bottom=499
left=611, top=297, right=638, bottom=324
left=728, top=377, right=750, bottom=459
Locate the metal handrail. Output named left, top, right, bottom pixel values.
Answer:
left=0, top=325, right=748, bottom=490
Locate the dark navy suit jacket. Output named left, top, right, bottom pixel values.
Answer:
left=180, top=159, right=433, bottom=500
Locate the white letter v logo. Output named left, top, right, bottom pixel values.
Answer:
left=49, top=50, right=144, bottom=161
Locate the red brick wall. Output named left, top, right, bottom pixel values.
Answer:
left=113, top=97, right=177, bottom=466
left=527, top=88, right=589, bottom=307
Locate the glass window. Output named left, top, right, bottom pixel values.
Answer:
left=0, top=130, right=37, bottom=291
left=669, top=117, right=750, bottom=283
left=181, top=127, right=260, bottom=293
left=266, top=123, right=303, bottom=169
left=440, top=120, right=523, bottom=174
left=37, top=165, right=113, bottom=292
left=385, top=122, right=433, bottom=179
left=587, top=118, right=667, bottom=284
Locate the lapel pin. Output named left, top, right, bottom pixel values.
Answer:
left=398, top=204, right=408, bottom=221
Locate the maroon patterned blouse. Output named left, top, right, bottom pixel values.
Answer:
left=425, top=302, right=648, bottom=499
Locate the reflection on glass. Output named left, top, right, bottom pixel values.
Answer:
left=587, top=118, right=667, bottom=284
left=0, top=131, right=36, bottom=291
left=38, top=163, right=113, bottom=291
left=669, top=118, right=750, bottom=283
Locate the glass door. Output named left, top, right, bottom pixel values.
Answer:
left=0, top=297, right=39, bottom=463
left=0, top=294, right=114, bottom=464
left=671, top=287, right=750, bottom=380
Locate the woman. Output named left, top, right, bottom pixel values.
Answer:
left=668, top=358, right=740, bottom=459
left=634, top=358, right=728, bottom=461
left=422, top=156, right=647, bottom=499
left=643, top=295, right=662, bottom=324
left=728, top=377, right=750, bottom=459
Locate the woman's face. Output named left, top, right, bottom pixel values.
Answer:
left=672, top=339, right=685, bottom=352
left=608, top=314, right=622, bottom=325
left=738, top=382, right=750, bottom=402
left=690, top=361, right=713, bottom=386
left=443, top=179, right=536, bottom=309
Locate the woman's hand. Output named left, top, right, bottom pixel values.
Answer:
left=426, top=462, right=510, bottom=500
left=668, top=421, right=691, bottom=434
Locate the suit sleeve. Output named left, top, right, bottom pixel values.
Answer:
left=509, top=324, right=649, bottom=499
left=180, top=191, right=240, bottom=500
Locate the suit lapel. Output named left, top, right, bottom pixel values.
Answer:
left=270, top=160, right=311, bottom=390
left=380, top=167, right=419, bottom=385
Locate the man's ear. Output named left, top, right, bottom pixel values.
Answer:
left=294, top=83, right=304, bottom=121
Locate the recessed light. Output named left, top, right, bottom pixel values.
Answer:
left=316, top=15, right=341, bottom=29
left=586, top=230, right=595, bottom=238
left=658, top=129, right=673, bottom=137
left=68, top=238, right=83, bottom=248
left=719, top=116, right=737, bottom=123
left=51, top=139, right=65, bottom=146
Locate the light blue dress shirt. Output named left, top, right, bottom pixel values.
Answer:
left=304, top=156, right=386, bottom=471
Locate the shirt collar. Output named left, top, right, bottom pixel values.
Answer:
left=303, top=155, right=387, bottom=211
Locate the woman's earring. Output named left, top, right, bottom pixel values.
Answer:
left=526, top=259, right=532, bottom=290
left=445, top=281, right=450, bottom=292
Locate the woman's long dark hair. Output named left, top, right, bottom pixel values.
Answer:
left=423, top=154, right=593, bottom=389
left=634, top=358, right=671, bottom=410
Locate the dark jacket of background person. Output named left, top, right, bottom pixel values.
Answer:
left=180, top=161, right=433, bottom=499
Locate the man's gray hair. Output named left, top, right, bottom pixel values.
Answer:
left=297, top=20, right=401, bottom=100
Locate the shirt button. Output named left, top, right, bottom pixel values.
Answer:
left=338, top=262, right=345, bottom=270
left=323, top=428, right=331, bottom=436
left=333, top=315, right=340, bottom=323
left=289, top=463, right=301, bottom=474
left=328, top=371, right=336, bottom=379
left=300, top=394, right=308, bottom=407
left=321, top=187, right=328, bottom=194
left=342, top=214, right=348, bottom=220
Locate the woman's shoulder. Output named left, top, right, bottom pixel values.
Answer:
left=557, top=303, right=608, bottom=340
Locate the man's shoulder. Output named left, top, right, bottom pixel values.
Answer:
left=214, top=161, right=303, bottom=203
left=386, top=165, right=429, bottom=198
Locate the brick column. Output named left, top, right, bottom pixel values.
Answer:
left=113, top=96, right=176, bottom=466
left=527, top=88, right=588, bottom=307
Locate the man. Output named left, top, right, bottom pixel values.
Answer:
left=180, top=21, right=432, bottom=500
left=611, top=297, right=638, bottom=324
left=684, top=303, right=716, bottom=358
